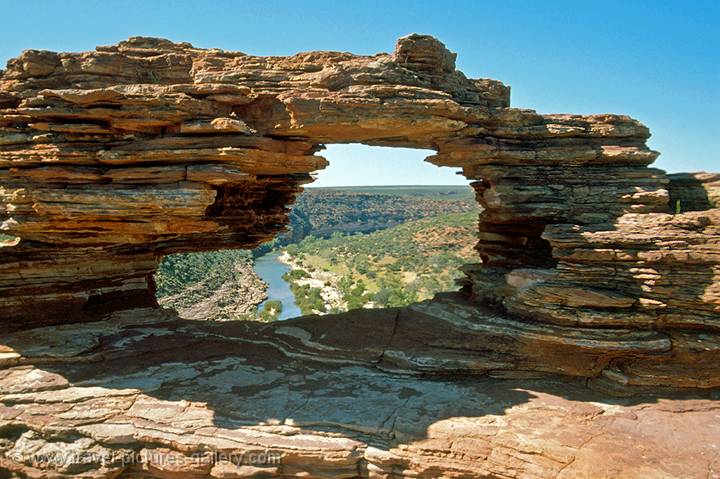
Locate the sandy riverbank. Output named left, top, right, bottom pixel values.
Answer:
left=277, top=251, right=347, bottom=313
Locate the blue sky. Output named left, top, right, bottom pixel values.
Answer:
left=2, top=0, right=717, bottom=186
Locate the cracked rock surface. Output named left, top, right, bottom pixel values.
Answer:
left=0, top=34, right=717, bottom=387
left=1, top=306, right=719, bottom=478
left=1, top=34, right=719, bottom=477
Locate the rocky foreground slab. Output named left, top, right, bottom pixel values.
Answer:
left=1, top=303, right=719, bottom=478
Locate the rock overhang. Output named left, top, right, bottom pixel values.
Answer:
left=0, top=32, right=719, bottom=479
left=0, top=34, right=717, bottom=392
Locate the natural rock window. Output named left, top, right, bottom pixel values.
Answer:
left=0, top=34, right=717, bottom=390
left=0, top=34, right=718, bottom=479
left=0, top=234, right=20, bottom=248
left=154, top=144, right=480, bottom=321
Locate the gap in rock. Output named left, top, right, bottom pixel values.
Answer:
left=156, top=144, right=481, bottom=322
left=0, top=234, right=20, bottom=248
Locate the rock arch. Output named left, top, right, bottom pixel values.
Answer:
left=1, top=35, right=718, bottom=389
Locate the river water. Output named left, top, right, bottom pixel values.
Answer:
left=254, top=252, right=302, bottom=320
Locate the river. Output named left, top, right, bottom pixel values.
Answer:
left=254, top=252, right=302, bottom=320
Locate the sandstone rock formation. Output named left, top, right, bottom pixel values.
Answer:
left=1, top=34, right=719, bottom=477
left=1, top=307, right=719, bottom=478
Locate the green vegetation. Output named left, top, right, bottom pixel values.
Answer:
left=155, top=249, right=253, bottom=298
left=231, top=300, right=286, bottom=322
left=288, top=283, right=327, bottom=315
left=305, top=185, right=476, bottom=199
left=292, top=187, right=475, bottom=236
left=153, top=186, right=479, bottom=321
left=256, top=185, right=478, bottom=254
left=257, top=300, right=283, bottom=322
left=283, top=268, right=309, bottom=281
left=0, top=234, right=19, bottom=246
left=282, top=211, right=478, bottom=312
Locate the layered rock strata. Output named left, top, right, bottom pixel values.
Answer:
left=0, top=35, right=718, bottom=391
left=0, top=308, right=718, bottom=478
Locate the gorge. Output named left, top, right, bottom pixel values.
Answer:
left=155, top=185, right=476, bottom=321
left=0, top=34, right=718, bottom=478
left=255, top=251, right=301, bottom=321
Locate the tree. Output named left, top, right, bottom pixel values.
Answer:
left=373, top=288, right=393, bottom=307
left=258, top=300, right=283, bottom=322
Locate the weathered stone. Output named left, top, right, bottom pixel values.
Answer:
left=0, top=309, right=718, bottom=478
left=668, top=171, right=720, bottom=210
left=0, top=34, right=718, bottom=477
left=0, top=35, right=676, bottom=334
left=0, top=34, right=717, bottom=379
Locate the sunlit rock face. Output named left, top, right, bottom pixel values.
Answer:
left=0, top=35, right=718, bottom=389
left=0, top=308, right=718, bottom=479
left=1, top=34, right=719, bottom=479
